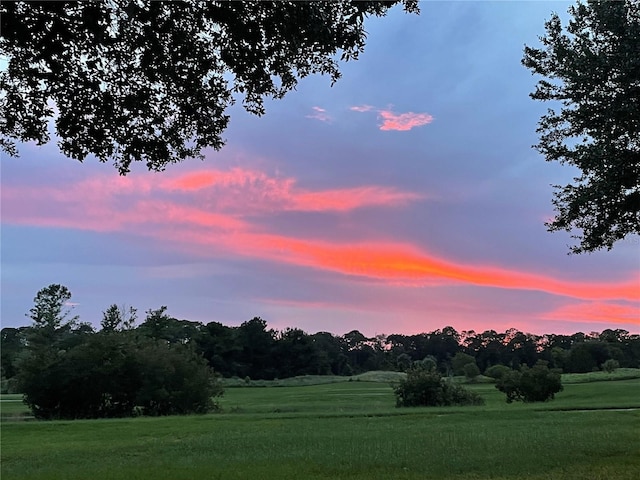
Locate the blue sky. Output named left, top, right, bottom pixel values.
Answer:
left=1, top=1, right=638, bottom=336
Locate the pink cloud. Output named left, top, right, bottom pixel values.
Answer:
left=3, top=169, right=638, bottom=322
left=542, top=302, right=640, bottom=326
left=291, top=187, right=424, bottom=212
left=378, top=110, right=434, bottom=131
left=161, top=168, right=423, bottom=213
left=163, top=168, right=292, bottom=194
left=306, top=106, right=332, bottom=122
left=350, top=104, right=434, bottom=131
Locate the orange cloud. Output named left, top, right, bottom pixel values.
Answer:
left=378, top=110, right=434, bottom=131
left=173, top=229, right=639, bottom=304
left=542, top=302, right=640, bottom=326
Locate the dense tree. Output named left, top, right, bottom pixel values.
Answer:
left=523, top=0, right=640, bottom=253
left=311, top=332, right=351, bottom=376
left=0, top=1, right=418, bottom=174
left=393, top=366, right=484, bottom=408
left=342, top=330, right=379, bottom=373
left=395, top=352, right=413, bottom=372
left=19, top=286, right=95, bottom=418
left=0, top=327, right=28, bottom=392
left=196, top=321, right=239, bottom=378
left=274, top=328, right=321, bottom=377
left=503, top=330, right=539, bottom=369
left=18, top=286, right=222, bottom=419
left=236, top=317, right=277, bottom=379
left=133, top=340, right=222, bottom=416
left=20, top=331, right=222, bottom=419
left=138, top=306, right=202, bottom=345
left=463, top=362, right=481, bottom=382
left=451, top=352, right=476, bottom=376
left=496, top=361, right=563, bottom=403
left=484, top=364, right=511, bottom=380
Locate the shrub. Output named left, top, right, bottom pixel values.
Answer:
left=451, top=352, right=476, bottom=376
left=393, top=367, right=484, bottom=407
left=463, top=362, right=481, bottom=382
left=19, top=333, right=223, bottom=419
left=496, top=361, right=563, bottom=403
left=417, top=356, right=438, bottom=372
left=484, top=364, right=512, bottom=380
left=602, top=359, right=620, bottom=373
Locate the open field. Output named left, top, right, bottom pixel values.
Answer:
left=1, top=375, right=639, bottom=480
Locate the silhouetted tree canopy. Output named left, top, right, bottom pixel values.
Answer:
left=495, top=361, right=563, bottom=403
left=523, top=0, right=640, bottom=253
left=0, top=1, right=418, bottom=174
left=4, top=284, right=640, bottom=412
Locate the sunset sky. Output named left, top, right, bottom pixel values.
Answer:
left=2, top=1, right=639, bottom=337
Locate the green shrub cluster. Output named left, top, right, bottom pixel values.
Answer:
left=393, top=367, right=484, bottom=407
left=484, top=364, right=512, bottom=380
left=495, top=361, right=562, bottom=403
left=19, top=333, right=223, bottom=419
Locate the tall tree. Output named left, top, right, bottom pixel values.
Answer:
left=27, top=284, right=77, bottom=331
left=101, top=304, right=137, bottom=332
left=1, top=1, right=418, bottom=174
left=25, top=284, right=82, bottom=352
left=523, top=0, right=640, bottom=253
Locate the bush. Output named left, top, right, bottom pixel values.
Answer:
left=393, top=367, right=484, bottom=407
left=484, top=364, right=512, bottom=380
left=496, top=361, right=563, bottom=403
left=19, top=333, right=223, bottom=419
left=602, top=359, right=620, bottom=373
left=451, top=352, right=476, bottom=376
left=133, top=341, right=223, bottom=416
left=463, top=362, right=481, bottom=382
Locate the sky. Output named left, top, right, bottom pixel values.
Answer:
left=1, top=1, right=639, bottom=337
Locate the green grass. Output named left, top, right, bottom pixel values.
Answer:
left=2, top=375, right=639, bottom=480
left=220, top=370, right=407, bottom=387
left=0, top=394, right=32, bottom=420
left=3, top=406, right=639, bottom=480
left=561, top=367, right=640, bottom=383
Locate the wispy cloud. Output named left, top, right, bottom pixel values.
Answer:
left=306, top=106, right=332, bottom=122
left=290, top=187, right=424, bottom=212
left=542, top=302, right=640, bottom=326
left=1, top=168, right=424, bottom=236
left=3, top=170, right=638, bottom=316
left=161, top=168, right=423, bottom=213
left=350, top=104, right=434, bottom=131
left=350, top=105, right=375, bottom=113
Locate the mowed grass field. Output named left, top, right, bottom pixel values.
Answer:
left=1, top=375, right=639, bottom=480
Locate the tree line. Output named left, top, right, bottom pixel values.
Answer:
left=3, top=285, right=639, bottom=396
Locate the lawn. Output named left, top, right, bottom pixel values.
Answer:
left=1, top=376, right=639, bottom=480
